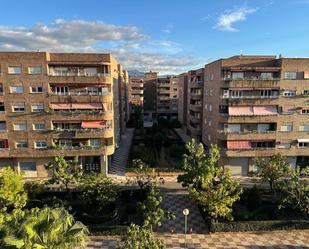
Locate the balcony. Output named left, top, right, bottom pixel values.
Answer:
left=0, top=148, right=9, bottom=157
left=219, top=114, right=278, bottom=124
left=222, top=148, right=276, bottom=157
left=50, top=110, right=113, bottom=121
left=217, top=130, right=276, bottom=140
left=189, top=104, right=202, bottom=111
left=130, top=89, right=144, bottom=94
left=52, top=128, right=113, bottom=139
left=48, top=92, right=112, bottom=103
left=130, top=82, right=143, bottom=87
left=223, top=78, right=280, bottom=88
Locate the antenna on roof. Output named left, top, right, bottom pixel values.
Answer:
left=37, top=49, right=40, bottom=52
left=279, top=54, right=282, bottom=58
left=240, top=50, right=243, bottom=56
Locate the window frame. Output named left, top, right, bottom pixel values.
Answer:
left=34, top=141, right=47, bottom=149
left=28, top=66, right=42, bottom=75
left=31, top=104, right=44, bottom=113
left=15, top=141, right=28, bottom=148
left=10, top=86, right=24, bottom=94
left=12, top=103, right=25, bottom=113
left=30, top=86, right=43, bottom=93
left=8, top=66, right=22, bottom=75
left=13, top=122, right=27, bottom=131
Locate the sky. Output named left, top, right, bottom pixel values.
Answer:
left=0, top=0, right=309, bottom=74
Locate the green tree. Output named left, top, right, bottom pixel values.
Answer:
left=117, top=224, right=166, bottom=249
left=190, top=167, right=242, bottom=222
left=178, top=139, right=242, bottom=221
left=254, top=154, right=290, bottom=192
left=4, top=207, right=89, bottom=249
left=81, top=173, right=119, bottom=212
left=45, top=156, right=83, bottom=191
left=139, top=185, right=175, bottom=230
left=177, top=139, right=220, bottom=188
left=279, top=166, right=309, bottom=215
left=0, top=168, right=27, bottom=229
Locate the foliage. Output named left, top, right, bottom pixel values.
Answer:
left=128, top=105, right=143, bottom=129
left=247, top=185, right=262, bottom=211
left=24, top=181, right=46, bottom=201
left=128, top=159, right=162, bottom=190
left=139, top=185, right=175, bottom=230
left=81, top=173, right=119, bottom=212
left=4, top=207, right=89, bottom=249
left=116, top=224, right=166, bottom=249
left=0, top=168, right=27, bottom=229
left=177, top=139, right=220, bottom=188
left=179, top=139, right=242, bottom=222
left=210, top=219, right=309, bottom=233
left=190, top=167, right=242, bottom=222
left=254, top=154, right=290, bottom=192
left=279, top=166, right=309, bottom=215
left=45, top=156, right=83, bottom=191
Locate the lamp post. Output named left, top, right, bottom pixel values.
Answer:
left=183, top=208, right=189, bottom=248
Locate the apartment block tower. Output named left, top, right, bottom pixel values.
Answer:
left=143, top=71, right=157, bottom=121
left=187, top=68, right=204, bottom=142
left=0, top=52, right=127, bottom=178
left=128, top=76, right=144, bottom=114
left=156, top=76, right=179, bottom=119
left=177, top=73, right=188, bottom=126
left=202, top=55, right=309, bottom=175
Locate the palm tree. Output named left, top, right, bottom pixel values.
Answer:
left=4, top=207, right=89, bottom=249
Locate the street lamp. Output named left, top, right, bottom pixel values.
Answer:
left=183, top=208, right=189, bottom=248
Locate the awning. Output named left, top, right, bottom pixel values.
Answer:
left=304, top=71, right=309, bottom=79
left=81, top=121, right=106, bottom=129
left=253, top=106, right=277, bottom=115
left=282, top=106, right=295, bottom=112
left=297, top=139, right=309, bottom=143
left=229, top=106, right=253, bottom=116
left=50, top=102, right=102, bottom=110
left=53, top=120, right=81, bottom=123
left=227, top=141, right=251, bottom=149
left=229, top=87, right=253, bottom=90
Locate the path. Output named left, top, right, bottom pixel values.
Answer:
left=108, top=128, right=134, bottom=176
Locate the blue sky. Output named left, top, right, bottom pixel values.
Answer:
left=0, top=0, right=309, bottom=74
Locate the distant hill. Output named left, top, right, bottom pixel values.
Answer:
left=128, top=70, right=145, bottom=77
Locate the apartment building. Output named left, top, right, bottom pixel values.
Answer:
left=0, top=51, right=127, bottom=178
left=186, top=68, right=204, bottom=142
left=156, top=76, right=178, bottom=119
left=143, top=71, right=157, bottom=121
left=128, top=76, right=144, bottom=114
left=202, top=55, right=309, bottom=175
left=177, top=73, right=188, bottom=126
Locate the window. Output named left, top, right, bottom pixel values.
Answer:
left=31, top=104, right=44, bottom=113
left=55, top=86, right=68, bottom=95
left=31, top=86, right=43, bottom=93
left=284, top=72, right=297, bottom=80
left=219, top=105, right=228, bottom=114
left=282, top=90, right=296, bottom=97
left=298, top=142, right=309, bottom=148
left=208, top=121, right=212, bottom=127
left=85, top=67, right=98, bottom=76
left=260, top=72, right=273, bottom=80
left=209, top=105, right=212, bottom=111
left=16, top=141, right=28, bottom=148
left=8, top=66, right=21, bottom=74
left=207, top=135, right=211, bottom=141
left=301, top=109, right=309, bottom=114
left=299, top=125, right=309, bottom=132
left=14, top=122, right=27, bottom=131
left=33, top=123, right=45, bottom=130
left=280, top=124, right=293, bottom=132
left=224, top=124, right=240, bottom=133
left=58, top=139, right=72, bottom=148
left=303, top=90, right=309, bottom=96
left=34, top=141, right=47, bottom=149
left=90, top=139, right=101, bottom=148
left=12, top=103, right=25, bottom=112
left=0, top=102, right=5, bottom=112
left=20, top=162, right=36, bottom=171
left=209, top=90, right=213, bottom=96
left=204, top=104, right=208, bottom=110
left=277, top=142, right=291, bottom=149
left=0, top=122, right=6, bottom=131
left=260, top=90, right=272, bottom=98
left=10, top=86, right=24, bottom=93
left=28, top=67, right=41, bottom=75
left=230, top=90, right=243, bottom=98
left=232, top=72, right=244, bottom=79
left=223, top=90, right=229, bottom=98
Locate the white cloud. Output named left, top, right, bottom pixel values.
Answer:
left=0, top=19, right=200, bottom=74
left=215, top=7, right=256, bottom=32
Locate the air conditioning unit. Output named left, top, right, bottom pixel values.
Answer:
left=223, top=90, right=229, bottom=99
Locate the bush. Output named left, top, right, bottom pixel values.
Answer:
left=210, top=219, right=309, bottom=232
left=247, top=185, right=262, bottom=211
left=88, top=225, right=128, bottom=236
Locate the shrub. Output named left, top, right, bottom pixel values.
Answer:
left=247, top=185, right=262, bottom=211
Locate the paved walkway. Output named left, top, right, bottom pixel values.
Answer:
left=175, top=128, right=191, bottom=144
left=108, top=128, right=134, bottom=176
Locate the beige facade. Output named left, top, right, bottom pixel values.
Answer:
left=202, top=55, right=309, bottom=175
left=128, top=76, right=144, bottom=113
left=186, top=68, right=204, bottom=141
left=0, top=52, right=127, bottom=178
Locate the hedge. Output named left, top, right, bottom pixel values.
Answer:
left=210, top=220, right=309, bottom=233
left=88, top=225, right=128, bottom=236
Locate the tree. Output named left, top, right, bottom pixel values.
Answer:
left=4, top=207, right=89, bottom=249
left=0, top=168, right=27, bottom=229
left=177, top=139, right=220, bottom=188
left=139, top=184, right=175, bottom=230
left=128, top=159, right=162, bottom=190
left=190, top=167, right=242, bottom=222
left=254, top=154, right=290, bottom=192
left=279, top=166, right=309, bottom=215
left=117, top=224, right=166, bottom=249
left=81, top=173, right=119, bottom=212
left=45, top=156, right=83, bottom=191
left=178, top=139, right=242, bottom=222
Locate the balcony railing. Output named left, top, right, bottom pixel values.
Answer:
left=223, top=77, right=280, bottom=81
left=218, top=130, right=276, bottom=135
left=54, top=127, right=112, bottom=132
left=222, top=95, right=279, bottom=99
left=49, top=92, right=111, bottom=96
left=49, top=72, right=110, bottom=77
